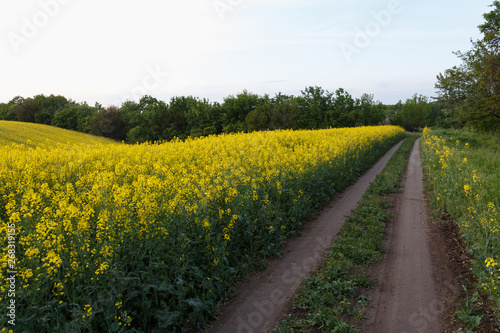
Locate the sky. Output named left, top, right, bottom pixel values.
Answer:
left=0, top=0, right=493, bottom=106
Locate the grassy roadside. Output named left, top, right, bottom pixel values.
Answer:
left=421, top=128, right=500, bottom=331
left=273, top=133, right=419, bottom=332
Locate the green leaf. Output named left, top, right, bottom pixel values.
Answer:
left=156, top=311, right=182, bottom=328
left=185, top=298, right=203, bottom=308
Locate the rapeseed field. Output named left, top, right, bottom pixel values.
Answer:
left=0, top=121, right=404, bottom=332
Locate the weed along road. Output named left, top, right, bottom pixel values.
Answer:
left=205, top=140, right=405, bottom=333
left=363, top=138, right=442, bottom=333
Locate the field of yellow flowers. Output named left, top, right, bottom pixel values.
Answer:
left=421, top=128, right=500, bottom=323
left=0, top=121, right=404, bottom=332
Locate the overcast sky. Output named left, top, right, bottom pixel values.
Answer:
left=0, top=0, right=493, bottom=106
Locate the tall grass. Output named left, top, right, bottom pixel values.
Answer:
left=421, top=128, right=500, bottom=318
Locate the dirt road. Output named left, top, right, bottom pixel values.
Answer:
left=362, top=139, right=444, bottom=333
left=204, top=141, right=405, bottom=333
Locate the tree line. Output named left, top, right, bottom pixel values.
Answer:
left=0, top=86, right=449, bottom=143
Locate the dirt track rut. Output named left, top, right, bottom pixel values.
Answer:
left=363, top=138, right=443, bottom=333
left=205, top=140, right=405, bottom=333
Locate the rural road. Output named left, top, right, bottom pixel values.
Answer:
left=204, top=140, right=405, bottom=333
left=363, top=138, right=443, bottom=333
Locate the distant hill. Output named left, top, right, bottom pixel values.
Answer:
left=0, top=121, right=118, bottom=148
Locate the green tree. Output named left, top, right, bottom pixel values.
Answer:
left=269, top=94, right=298, bottom=130
left=436, top=1, right=500, bottom=133
left=139, top=96, right=169, bottom=141
left=127, top=125, right=148, bottom=143
left=428, top=101, right=448, bottom=128
left=186, top=98, right=219, bottom=134
left=296, top=86, right=332, bottom=129
left=246, top=103, right=273, bottom=132
left=52, top=103, right=96, bottom=132
left=221, top=90, right=262, bottom=133
left=90, top=106, right=127, bottom=140
left=15, top=97, right=39, bottom=123
left=221, top=90, right=259, bottom=130
left=330, top=88, right=356, bottom=127
left=392, top=94, right=431, bottom=131
left=33, top=94, right=70, bottom=125
left=0, top=104, right=9, bottom=120
left=164, top=96, right=193, bottom=139
left=355, top=93, right=386, bottom=126
left=0, top=97, right=21, bottom=121
left=120, top=100, right=142, bottom=136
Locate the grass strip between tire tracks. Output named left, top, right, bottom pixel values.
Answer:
left=273, top=133, right=419, bottom=333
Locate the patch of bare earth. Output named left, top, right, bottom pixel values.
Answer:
left=360, top=139, right=445, bottom=332
left=361, top=139, right=497, bottom=332
left=428, top=214, right=497, bottom=332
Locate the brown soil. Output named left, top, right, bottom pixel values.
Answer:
left=202, top=141, right=405, bottom=333
left=362, top=139, right=460, bottom=332
left=362, top=139, right=497, bottom=333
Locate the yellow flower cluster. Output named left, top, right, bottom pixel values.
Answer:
left=82, top=304, right=92, bottom=319
left=484, top=258, right=500, bottom=291
left=0, top=121, right=404, bottom=330
left=486, top=258, right=498, bottom=268
left=464, top=184, right=472, bottom=197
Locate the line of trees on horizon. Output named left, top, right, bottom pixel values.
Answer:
left=0, top=87, right=448, bottom=143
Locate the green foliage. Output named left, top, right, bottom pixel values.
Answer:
left=90, top=106, right=127, bottom=140
left=221, top=90, right=259, bottom=127
left=203, top=126, right=217, bottom=136
left=0, top=94, right=71, bottom=125
left=186, top=98, right=221, bottom=133
left=0, top=103, right=16, bottom=121
left=436, top=1, right=500, bottom=133
left=0, top=97, right=23, bottom=121
left=330, top=88, right=356, bottom=128
left=456, top=285, right=483, bottom=331
left=296, top=86, right=331, bottom=129
left=270, top=96, right=299, bottom=129
left=246, top=103, right=273, bottom=132
left=126, top=125, right=148, bottom=143
left=33, top=94, right=70, bottom=125
left=1, top=86, right=394, bottom=143
left=356, top=94, right=386, bottom=127
left=120, top=100, right=142, bottom=135
left=52, top=104, right=97, bottom=132
left=391, top=94, right=431, bottom=131
left=14, top=97, right=39, bottom=123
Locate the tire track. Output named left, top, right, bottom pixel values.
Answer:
left=363, top=138, right=443, bottom=333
